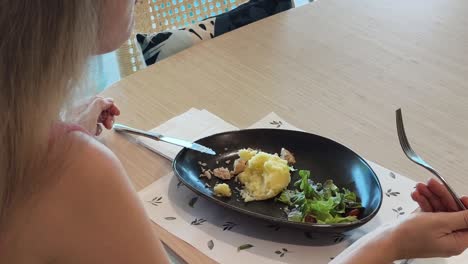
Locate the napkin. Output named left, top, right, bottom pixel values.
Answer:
left=137, top=108, right=237, bottom=160
left=138, top=109, right=467, bottom=264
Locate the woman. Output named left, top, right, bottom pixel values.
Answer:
left=0, top=1, right=466, bottom=263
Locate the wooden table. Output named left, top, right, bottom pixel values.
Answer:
left=101, top=0, right=468, bottom=262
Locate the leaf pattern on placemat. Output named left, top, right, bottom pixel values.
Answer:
left=275, top=248, right=290, bottom=257
left=148, top=196, right=163, bottom=206
left=333, top=233, right=346, bottom=243
left=385, top=188, right=401, bottom=197
left=393, top=207, right=405, bottom=217
left=237, top=244, right=254, bottom=252
left=270, top=120, right=283, bottom=128
left=207, top=240, right=214, bottom=250
left=191, top=218, right=207, bottom=225
left=389, top=172, right=396, bottom=179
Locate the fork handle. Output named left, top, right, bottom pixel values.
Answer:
left=427, top=168, right=467, bottom=211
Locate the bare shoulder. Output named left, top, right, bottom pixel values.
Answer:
left=34, top=132, right=169, bottom=264
left=61, top=131, right=131, bottom=191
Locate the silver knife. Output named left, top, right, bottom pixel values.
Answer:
left=113, top=123, right=216, bottom=155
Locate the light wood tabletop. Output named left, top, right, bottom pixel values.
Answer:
left=100, top=0, right=468, bottom=262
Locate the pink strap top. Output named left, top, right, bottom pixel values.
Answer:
left=57, top=123, right=89, bottom=134
left=49, top=122, right=90, bottom=144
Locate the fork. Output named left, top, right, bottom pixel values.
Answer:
left=396, top=108, right=466, bottom=211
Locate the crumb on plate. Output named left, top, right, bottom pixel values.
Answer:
left=200, top=170, right=212, bottom=179
left=214, top=183, right=232, bottom=197
left=213, top=167, right=232, bottom=180
left=280, top=148, right=296, bottom=165
left=232, top=158, right=247, bottom=175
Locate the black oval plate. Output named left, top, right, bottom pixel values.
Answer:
left=173, top=129, right=383, bottom=232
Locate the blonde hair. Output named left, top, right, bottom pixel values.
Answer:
left=0, top=1, right=101, bottom=225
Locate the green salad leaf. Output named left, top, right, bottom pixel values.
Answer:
left=287, top=209, right=303, bottom=222
left=277, top=170, right=363, bottom=224
left=275, top=190, right=296, bottom=206
left=298, top=170, right=320, bottom=200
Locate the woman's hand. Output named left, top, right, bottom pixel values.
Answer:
left=390, top=210, right=468, bottom=260
left=412, top=178, right=468, bottom=212
left=72, top=96, right=120, bottom=136
left=386, top=180, right=468, bottom=260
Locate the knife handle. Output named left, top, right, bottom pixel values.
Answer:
left=113, top=123, right=162, bottom=141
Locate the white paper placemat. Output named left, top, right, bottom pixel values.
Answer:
left=137, top=108, right=237, bottom=160
left=138, top=110, right=466, bottom=264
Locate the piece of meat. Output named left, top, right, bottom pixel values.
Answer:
left=232, top=158, right=247, bottom=175
left=304, top=214, right=317, bottom=223
left=213, top=167, right=232, bottom=180
left=346, top=208, right=361, bottom=218
left=200, top=170, right=212, bottom=179
left=280, top=148, right=296, bottom=165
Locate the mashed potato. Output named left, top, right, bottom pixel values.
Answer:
left=239, top=148, right=258, bottom=161
left=214, top=183, right=232, bottom=197
left=237, top=149, right=291, bottom=202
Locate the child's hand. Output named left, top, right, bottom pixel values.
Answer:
left=72, top=96, right=120, bottom=136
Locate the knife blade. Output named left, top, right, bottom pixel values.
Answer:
left=113, top=123, right=216, bottom=155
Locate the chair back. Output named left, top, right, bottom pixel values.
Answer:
left=117, top=0, right=245, bottom=77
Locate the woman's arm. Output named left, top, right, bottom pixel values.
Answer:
left=332, top=203, right=468, bottom=263
left=330, top=225, right=397, bottom=264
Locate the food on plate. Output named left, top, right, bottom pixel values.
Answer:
left=200, top=148, right=292, bottom=201
left=276, top=170, right=362, bottom=224
left=237, top=149, right=291, bottom=202
left=232, top=158, right=247, bottom=175
left=200, top=169, right=212, bottom=179
left=213, top=167, right=232, bottom=180
left=214, top=183, right=232, bottom=197
left=238, top=148, right=257, bottom=161
left=280, top=148, right=296, bottom=165
left=197, top=148, right=362, bottom=224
